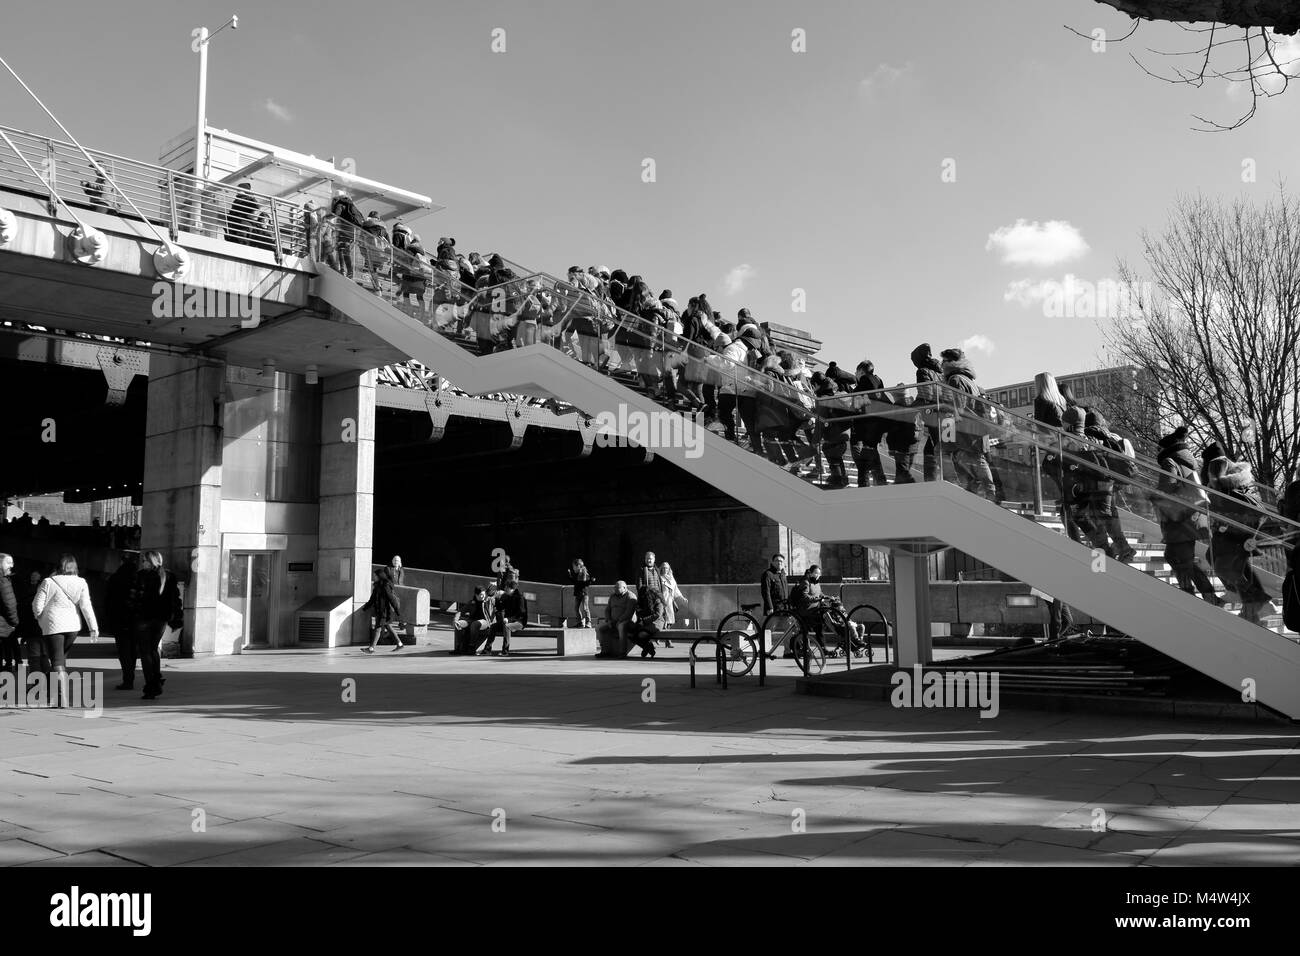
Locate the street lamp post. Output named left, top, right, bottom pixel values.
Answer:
left=190, top=15, right=238, bottom=232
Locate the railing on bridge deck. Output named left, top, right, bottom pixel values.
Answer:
left=0, top=124, right=308, bottom=262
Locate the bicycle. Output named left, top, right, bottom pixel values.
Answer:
left=712, top=602, right=826, bottom=677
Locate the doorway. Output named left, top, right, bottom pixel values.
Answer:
left=226, top=550, right=276, bottom=649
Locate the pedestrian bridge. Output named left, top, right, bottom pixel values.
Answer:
left=2, top=128, right=1299, bottom=719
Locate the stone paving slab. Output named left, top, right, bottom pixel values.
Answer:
left=1, top=652, right=1296, bottom=866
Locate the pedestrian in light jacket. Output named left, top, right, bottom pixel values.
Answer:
left=32, top=554, right=99, bottom=703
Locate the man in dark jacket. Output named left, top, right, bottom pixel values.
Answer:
left=851, top=361, right=890, bottom=486
left=483, top=575, right=527, bottom=657
left=226, top=183, right=260, bottom=246
left=329, top=192, right=365, bottom=278
left=1155, top=426, right=1220, bottom=604
left=598, top=580, right=644, bottom=657
left=454, top=585, right=493, bottom=655
left=940, top=348, right=995, bottom=500
left=0, top=553, right=19, bottom=672
left=911, top=344, right=945, bottom=481
left=106, top=552, right=139, bottom=688
left=760, top=554, right=789, bottom=616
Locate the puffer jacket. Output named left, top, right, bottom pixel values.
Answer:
left=1156, top=440, right=1207, bottom=539
left=715, top=339, right=752, bottom=395
left=911, top=344, right=944, bottom=404
left=0, top=574, right=18, bottom=640
left=1203, top=455, right=1265, bottom=531
left=33, top=574, right=98, bottom=636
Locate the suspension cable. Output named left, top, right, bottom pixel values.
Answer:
left=0, top=54, right=174, bottom=250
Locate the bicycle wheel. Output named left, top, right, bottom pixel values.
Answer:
left=716, top=611, right=759, bottom=677
left=790, top=631, right=826, bottom=676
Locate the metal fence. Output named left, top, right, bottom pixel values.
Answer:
left=0, top=124, right=308, bottom=260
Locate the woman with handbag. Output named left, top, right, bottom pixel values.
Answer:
left=361, top=566, right=406, bottom=654
left=32, top=553, right=99, bottom=706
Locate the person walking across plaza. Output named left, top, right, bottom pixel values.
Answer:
left=361, top=566, right=406, bottom=653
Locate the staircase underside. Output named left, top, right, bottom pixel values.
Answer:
left=313, top=267, right=1300, bottom=720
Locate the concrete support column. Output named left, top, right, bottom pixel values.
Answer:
left=142, top=356, right=225, bottom=655
left=317, top=370, right=376, bottom=645
left=890, top=545, right=933, bottom=667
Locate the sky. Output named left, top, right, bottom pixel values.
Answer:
left=2, top=0, right=1297, bottom=388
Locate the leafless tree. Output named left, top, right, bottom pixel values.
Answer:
left=1069, top=2, right=1300, bottom=130
left=1103, top=188, right=1300, bottom=488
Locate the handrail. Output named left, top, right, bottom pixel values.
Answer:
left=317, top=214, right=818, bottom=420
left=0, top=122, right=307, bottom=260
left=818, top=381, right=1300, bottom=545
left=0, top=60, right=178, bottom=259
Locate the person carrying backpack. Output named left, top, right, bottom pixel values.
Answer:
left=911, top=344, right=946, bottom=481
left=1155, top=426, right=1221, bottom=605
left=939, top=348, right=995, bottom=500
left=329, top=192, right=366, bottom=279
left=1083, top=410, right=1137, bottom=563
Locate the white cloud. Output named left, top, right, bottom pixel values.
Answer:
left=263, top=98, right=293, bottom=122
left=860, top=62, right=912, bottom=94
left=722, top=263, right=756, bottom=296
left=960, top=334, right=995, bottom=355
left=986, top=219, right=1089, bottom=267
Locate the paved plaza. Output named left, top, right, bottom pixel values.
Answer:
left=1, top=637, right=1297, bottom=867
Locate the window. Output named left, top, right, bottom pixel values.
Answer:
left=1017, top=387, right=1029, bottom=406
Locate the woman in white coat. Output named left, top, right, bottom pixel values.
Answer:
left=32, top=553, right=99, bottom=700
left=657, top=561, right=686, bottom=648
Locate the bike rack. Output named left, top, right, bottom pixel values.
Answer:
left=844, top=603, right=894, bottom=670
left=688, top=637, right=728, bottom=689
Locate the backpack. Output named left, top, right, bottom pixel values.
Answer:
left=1100, top=431, right=1136, bottom=479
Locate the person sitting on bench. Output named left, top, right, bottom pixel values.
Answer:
left=481, top=574, right=527, bottom=657
left=632, top=587, right=666, bottom=659
left=597, top=580, right=640, bottom=657
left=453, top=585, right=493, bottom=655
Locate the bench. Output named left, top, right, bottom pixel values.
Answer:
left=467, top=625, right=599, bottom=657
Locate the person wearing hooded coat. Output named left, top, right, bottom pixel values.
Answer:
left=850, top=361, right=890, bottom=486
left=1200, top=443, right=1272, bottom=624
left=910, top=344, right=945, bottom=481
left=1155, top=426, right=1221, bottom=604
left=939, top=348, right=995, bottom=500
